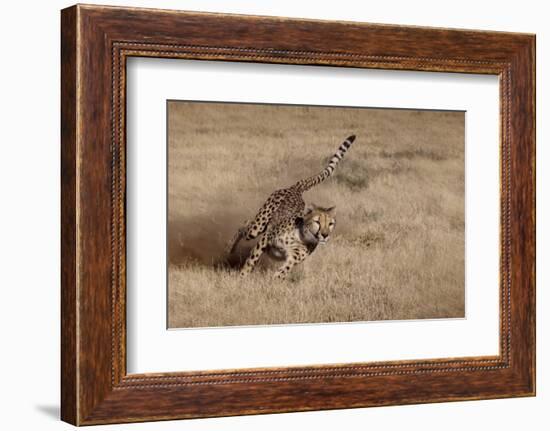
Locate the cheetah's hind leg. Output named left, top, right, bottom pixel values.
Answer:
left=241, top=193, right=281, bottom=241
left=219, top=221, right=250, bottom=270
left=225, top=195, right=278, bottom=269
left=240, top=233, right=269, bottom=277
left=225, top=197, right=276, bottom=258
left=225, top=222, right=249, bottom=257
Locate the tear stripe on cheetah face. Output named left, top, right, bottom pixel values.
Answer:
left=300, top=204, right=336, bottom=246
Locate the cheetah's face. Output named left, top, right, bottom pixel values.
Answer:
left=303, top=204, right=336, bottom=245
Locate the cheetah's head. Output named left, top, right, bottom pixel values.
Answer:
left=301, top=204, right=336, bottom=245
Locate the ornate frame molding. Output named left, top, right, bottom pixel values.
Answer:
left=61, top=5, right=535, bottom=425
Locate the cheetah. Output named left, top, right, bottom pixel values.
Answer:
left=227, top=135, right=356, bottom=279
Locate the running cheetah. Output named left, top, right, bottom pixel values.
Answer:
left=227, top=135, right=356, bottom=279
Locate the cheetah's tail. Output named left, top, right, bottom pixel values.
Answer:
left=294, top=135, right=356, bottom=192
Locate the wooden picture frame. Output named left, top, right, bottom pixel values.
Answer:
left=61, top=4, right=535, bottom=425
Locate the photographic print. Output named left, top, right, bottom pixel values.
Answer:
left=167, top=101, right=465, bottom=328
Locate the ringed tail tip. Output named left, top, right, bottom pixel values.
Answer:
left=347, top=135, right=356, bottom=143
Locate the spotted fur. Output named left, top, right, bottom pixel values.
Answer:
left=227, top=135, right=356, bottom=279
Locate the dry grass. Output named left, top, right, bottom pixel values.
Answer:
left=167, top=101, right=465, bottom=328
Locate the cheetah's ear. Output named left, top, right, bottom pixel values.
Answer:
left=326, top=206, right=336, bottom=214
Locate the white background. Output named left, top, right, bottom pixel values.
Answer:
left=0, top=0, right=547, bottom=430
left=127, top=60, right=500, bottom=373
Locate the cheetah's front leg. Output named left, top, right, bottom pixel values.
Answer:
left=274, top=245, right=309, bottom=280
left=240, top=234, right=268, bottom=277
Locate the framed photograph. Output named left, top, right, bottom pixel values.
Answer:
left=61, top=4, right=535, bottom=425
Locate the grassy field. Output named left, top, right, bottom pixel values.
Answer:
left=167, top=101, right=465, bottom=328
